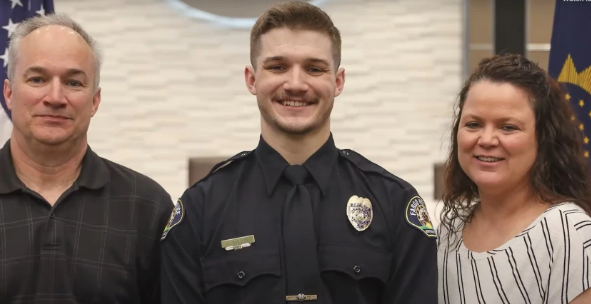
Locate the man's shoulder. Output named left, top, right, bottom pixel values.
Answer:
left=100, top=157, right=172, bottom=205
left=339, top=148, right=436, bottom=238
left=186, top=150, right=255, bottom=192
left=338, top=148, right=415, bottom=191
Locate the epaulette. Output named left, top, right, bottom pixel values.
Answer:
left=339, top=149, right=397, bottom=182
left=189, top=150, right=252, bottom=188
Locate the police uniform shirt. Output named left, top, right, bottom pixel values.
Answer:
left=160, top=134, right=438, bottom=304
left=0, top=140, right=173, bottom=303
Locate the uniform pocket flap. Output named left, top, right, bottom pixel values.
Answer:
left=319, top=245, right=392, bottom=283
left=201, top=249, right=281, bottom=291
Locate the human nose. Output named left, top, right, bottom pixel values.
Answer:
left=283, top=67, right=309, bottom=93
left=43, top=78, right=67, bottom=107
left=477, top=126, right=499, bottom=147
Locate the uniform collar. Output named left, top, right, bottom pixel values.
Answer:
left=0, top=140, right=109, bottom=194
left=255, top=133, right=339, bottom=196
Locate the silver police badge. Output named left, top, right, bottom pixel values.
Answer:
left=346, top=195, right=373, bottom=231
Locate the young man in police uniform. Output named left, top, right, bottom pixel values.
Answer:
left=160, top=1, right=437, bottom=303
left=0, top=14, right=173, bottom=303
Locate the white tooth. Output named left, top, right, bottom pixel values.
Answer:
left=283, top=101, right=307, bottom=107
left=478, top=156, right=500, bottom=162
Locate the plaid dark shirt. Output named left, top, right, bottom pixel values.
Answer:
left=0, top=140, right=173, bottom=303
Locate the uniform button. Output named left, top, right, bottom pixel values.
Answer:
left=353, top=265, right=361, bottom=273
left=237, top=271, right=245, bottom=279
left=50, top=213, right=55, bottom=219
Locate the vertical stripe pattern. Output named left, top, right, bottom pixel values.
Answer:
left=438, top=203, right=591, bottom=304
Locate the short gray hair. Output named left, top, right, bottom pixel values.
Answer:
left=7, top=13, right=102, bottom=90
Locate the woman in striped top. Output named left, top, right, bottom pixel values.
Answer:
left=437, top=53, right=591, bottom=304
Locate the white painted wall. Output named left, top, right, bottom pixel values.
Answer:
left=54, top=0, right=463, bottom=225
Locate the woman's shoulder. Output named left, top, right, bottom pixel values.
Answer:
left=541, top=202, right=590, bottom=223
left=544, top=201, right=586, bottom=213
left=541, top=202, right=591, bottom=244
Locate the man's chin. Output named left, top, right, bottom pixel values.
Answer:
left=261, top=110, right=325, bottom=136
left=275, top=121, right=316, bottom=136
left=31, top=132, right=72, bottom=146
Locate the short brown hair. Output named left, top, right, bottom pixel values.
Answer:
left=440, top=53, right=591, bottom=247
left=249, top=1, right=342, bottom=69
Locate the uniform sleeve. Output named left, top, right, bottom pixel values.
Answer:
left=381, top=184, right=438, bottom=304
left=160, top=186, right=207, bottom=303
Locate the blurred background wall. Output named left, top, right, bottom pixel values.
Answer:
left=49, top=0, right=556, bottom=225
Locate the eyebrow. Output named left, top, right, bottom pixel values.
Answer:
left=461, top=113, right=482, bottom=121
left=23, top=66, right=88, bottom=79
left=462, top=113, right=524, bottom=123
left=262, top=56, right=331, bottom=67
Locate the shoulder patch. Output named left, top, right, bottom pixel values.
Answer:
left=161, top=198, right=185, bottom=241
left=405, top=196, right=436, bottom=238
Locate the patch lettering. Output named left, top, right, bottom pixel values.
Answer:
left=161, top=198, right=185, bottom=241
left=405, top=196, right=436, bottom=238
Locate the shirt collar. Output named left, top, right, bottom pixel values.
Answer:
left=0, top=140, right=21, bottom=194
left=0, top=140, right=109, bottom=194
left=76, top=145, right=110, bottom=190
left=255, top=133, right=339, bottom=196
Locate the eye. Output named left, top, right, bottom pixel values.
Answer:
left=465, top=122, right=479, bottom=128
left=501, top=125, right=518, bottom=131
left=308, top=67, right=325, bottom=73
left=66, top=80, right=83, bottom=87
left=266, top=65, right=285, bottom=71
left=27, top=77, right=44, bottom=84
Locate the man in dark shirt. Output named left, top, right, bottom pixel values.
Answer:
left=0, top=14, right=173, bottom=303
left=160, top=1, right=437, bottom=303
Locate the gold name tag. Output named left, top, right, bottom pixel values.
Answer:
left=286, top=294, right=318, bottom=301
left=221, top=235, right=255, bottom=251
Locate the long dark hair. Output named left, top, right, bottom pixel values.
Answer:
left=440, top=53, right=591, bottom=247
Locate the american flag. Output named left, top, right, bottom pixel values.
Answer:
left=0, top=0, right=54, bottom=144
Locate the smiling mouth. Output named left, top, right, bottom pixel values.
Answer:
left=475, top=156, right=504, bottom=162
left=279, top=100, right=313, bottom=107
left=474, top=156, right=504, bottom=163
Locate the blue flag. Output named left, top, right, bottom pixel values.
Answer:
left=548, top=1, right=591, bottom=158
left=0, top=0, right=54, bottom=143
